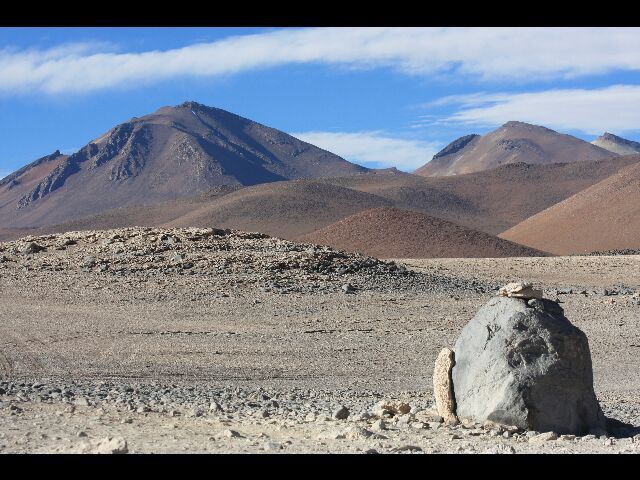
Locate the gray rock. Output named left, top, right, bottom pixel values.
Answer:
left=23, top=242, right=45, bottom=254
left=341, top=283, right=355, bottom=294
left=332, top=405, right=350, bottom=420
left=94, top=437, right=128, bottom=454
left=452, top=296, right=606, bottom=435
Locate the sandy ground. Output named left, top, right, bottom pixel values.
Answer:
left=1, top=231, right=639, bottom=453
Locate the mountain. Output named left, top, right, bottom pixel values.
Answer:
left=591, top=132, right=640, bottom=155
left=500, top=156, right=640, bottom=254
left=164, top=180, right=393, bottom=238
left=415, top=121, right=615, bottom=177
left=0, top=101, right=367, bottom=229
left=318, top=156, right=640, bottom=234
left=3, top=155, right=637, bottom=243
left=298, top=207, right=548, bottom=258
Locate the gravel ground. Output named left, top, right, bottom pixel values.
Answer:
left=1, top=228, right=639, bottom=454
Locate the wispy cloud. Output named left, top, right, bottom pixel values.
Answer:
left=291, top=130, right=441, bottom=171
left=2, top=28, right=640, bottom=95
left=428, top=85, right=640, bottom=135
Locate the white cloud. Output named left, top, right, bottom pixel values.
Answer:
left=291, top=131, right=440, bottom=171
left=430, top=85, right=640, bottom=135
left=2, top=28, right=640, bottom=95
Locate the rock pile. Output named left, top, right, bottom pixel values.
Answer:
left=0, top=227, right=491, bottom=295
left=434, top=283, right=607, bottom=435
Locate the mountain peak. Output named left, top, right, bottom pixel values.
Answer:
left=0, top=103, right=367, bottom=228
left=177, top=100, right=207, bottom=110
left=592, top=132, right=640, bottom=155
left=416, top=121, right=614, bottom=177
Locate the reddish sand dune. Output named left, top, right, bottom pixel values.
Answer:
left=299, top=207, right=547, bottom=259
left=501, top=161, right=640, bottom=254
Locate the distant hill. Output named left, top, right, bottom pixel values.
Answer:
left=298, top=207, right=548, bottom=258
left=500, top=156, right=640, bottom=254
left=2, top=155, right=637, bottom=243
left=163, top=180, right=393, bottom=238
left=415, top=121, right=614, bottom=177
left=592, top=132, right=640, bottom=155
left=0, top=101, right=367, bottom=229
left=319, top=156, right=640, bottom=234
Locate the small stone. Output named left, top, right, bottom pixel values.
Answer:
left=82, top=256, right=96, bottom=268
left=23, top=242, right=45, bottom=254
left=94, top=437, right=128, bottom=454
left=218, top=429, right=242, bottom=439
left=529, top=431, right=558, bottom=443
left=345, top=426, right=375, bottom=439
left=394, top=445, right=422, bottom=452
left=351, top=411, right=372, bottom=422
left=263, top=442, right=282, bottom=451
left=371, top=419, right=387, bottom=431
left=209, top=401, right=222, bottom=412
left=73, top=397, right=89, bottom=407
left=332, top=405, right=350, bottom=420
left=559, top=434, right=576, bottom=441
left=341, top=283, right=355, bottom=294
left=483, top=444, right=516, bottom=454
left=415, top=410, right=444, bottom=423
left=372, top=400, right=411, bottom=417
left=77, top=431, right=88, bottom=437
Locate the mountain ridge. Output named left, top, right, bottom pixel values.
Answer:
left=0, top=101, right=367, bottom=228
left=415, top=121, right=615, bottom=177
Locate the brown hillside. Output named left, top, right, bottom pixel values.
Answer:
left=299, top=207, right=548, bottom=259
left=164, top=180, right=393, bottom=239
left=1, top=155, right=634, bottom=244
left=320, top=156, right=640, bottom=234
left=500, top=159, right=640, bottom=255
left=415, top=121, right=614, bottom=177
left=0, top=102, right=366, bottom=229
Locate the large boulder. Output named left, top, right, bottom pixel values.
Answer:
left=452, top=296, right=606, bottom=435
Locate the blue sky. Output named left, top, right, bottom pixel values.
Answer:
left=2, top=27, right=640, bottom=177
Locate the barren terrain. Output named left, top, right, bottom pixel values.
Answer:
left=1, top=228, right=639, bottom=453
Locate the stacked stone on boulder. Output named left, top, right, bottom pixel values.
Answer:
left=443, top=282, right=606, bottom=435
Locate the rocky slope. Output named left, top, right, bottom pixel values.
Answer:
left=415, top=121, right=614, bottom=177
left=0, top=102, right=367, bottom=229
left=592, top=133, right=640, bottom=155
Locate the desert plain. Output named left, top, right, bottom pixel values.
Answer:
left=0, top=227, right=639, bottom=454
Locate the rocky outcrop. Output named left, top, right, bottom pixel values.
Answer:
left=431, top=134, right=480, bottom=160
left=592, top=132, right=640, bottom=156
left=451, top=295, right=606, bottom=435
